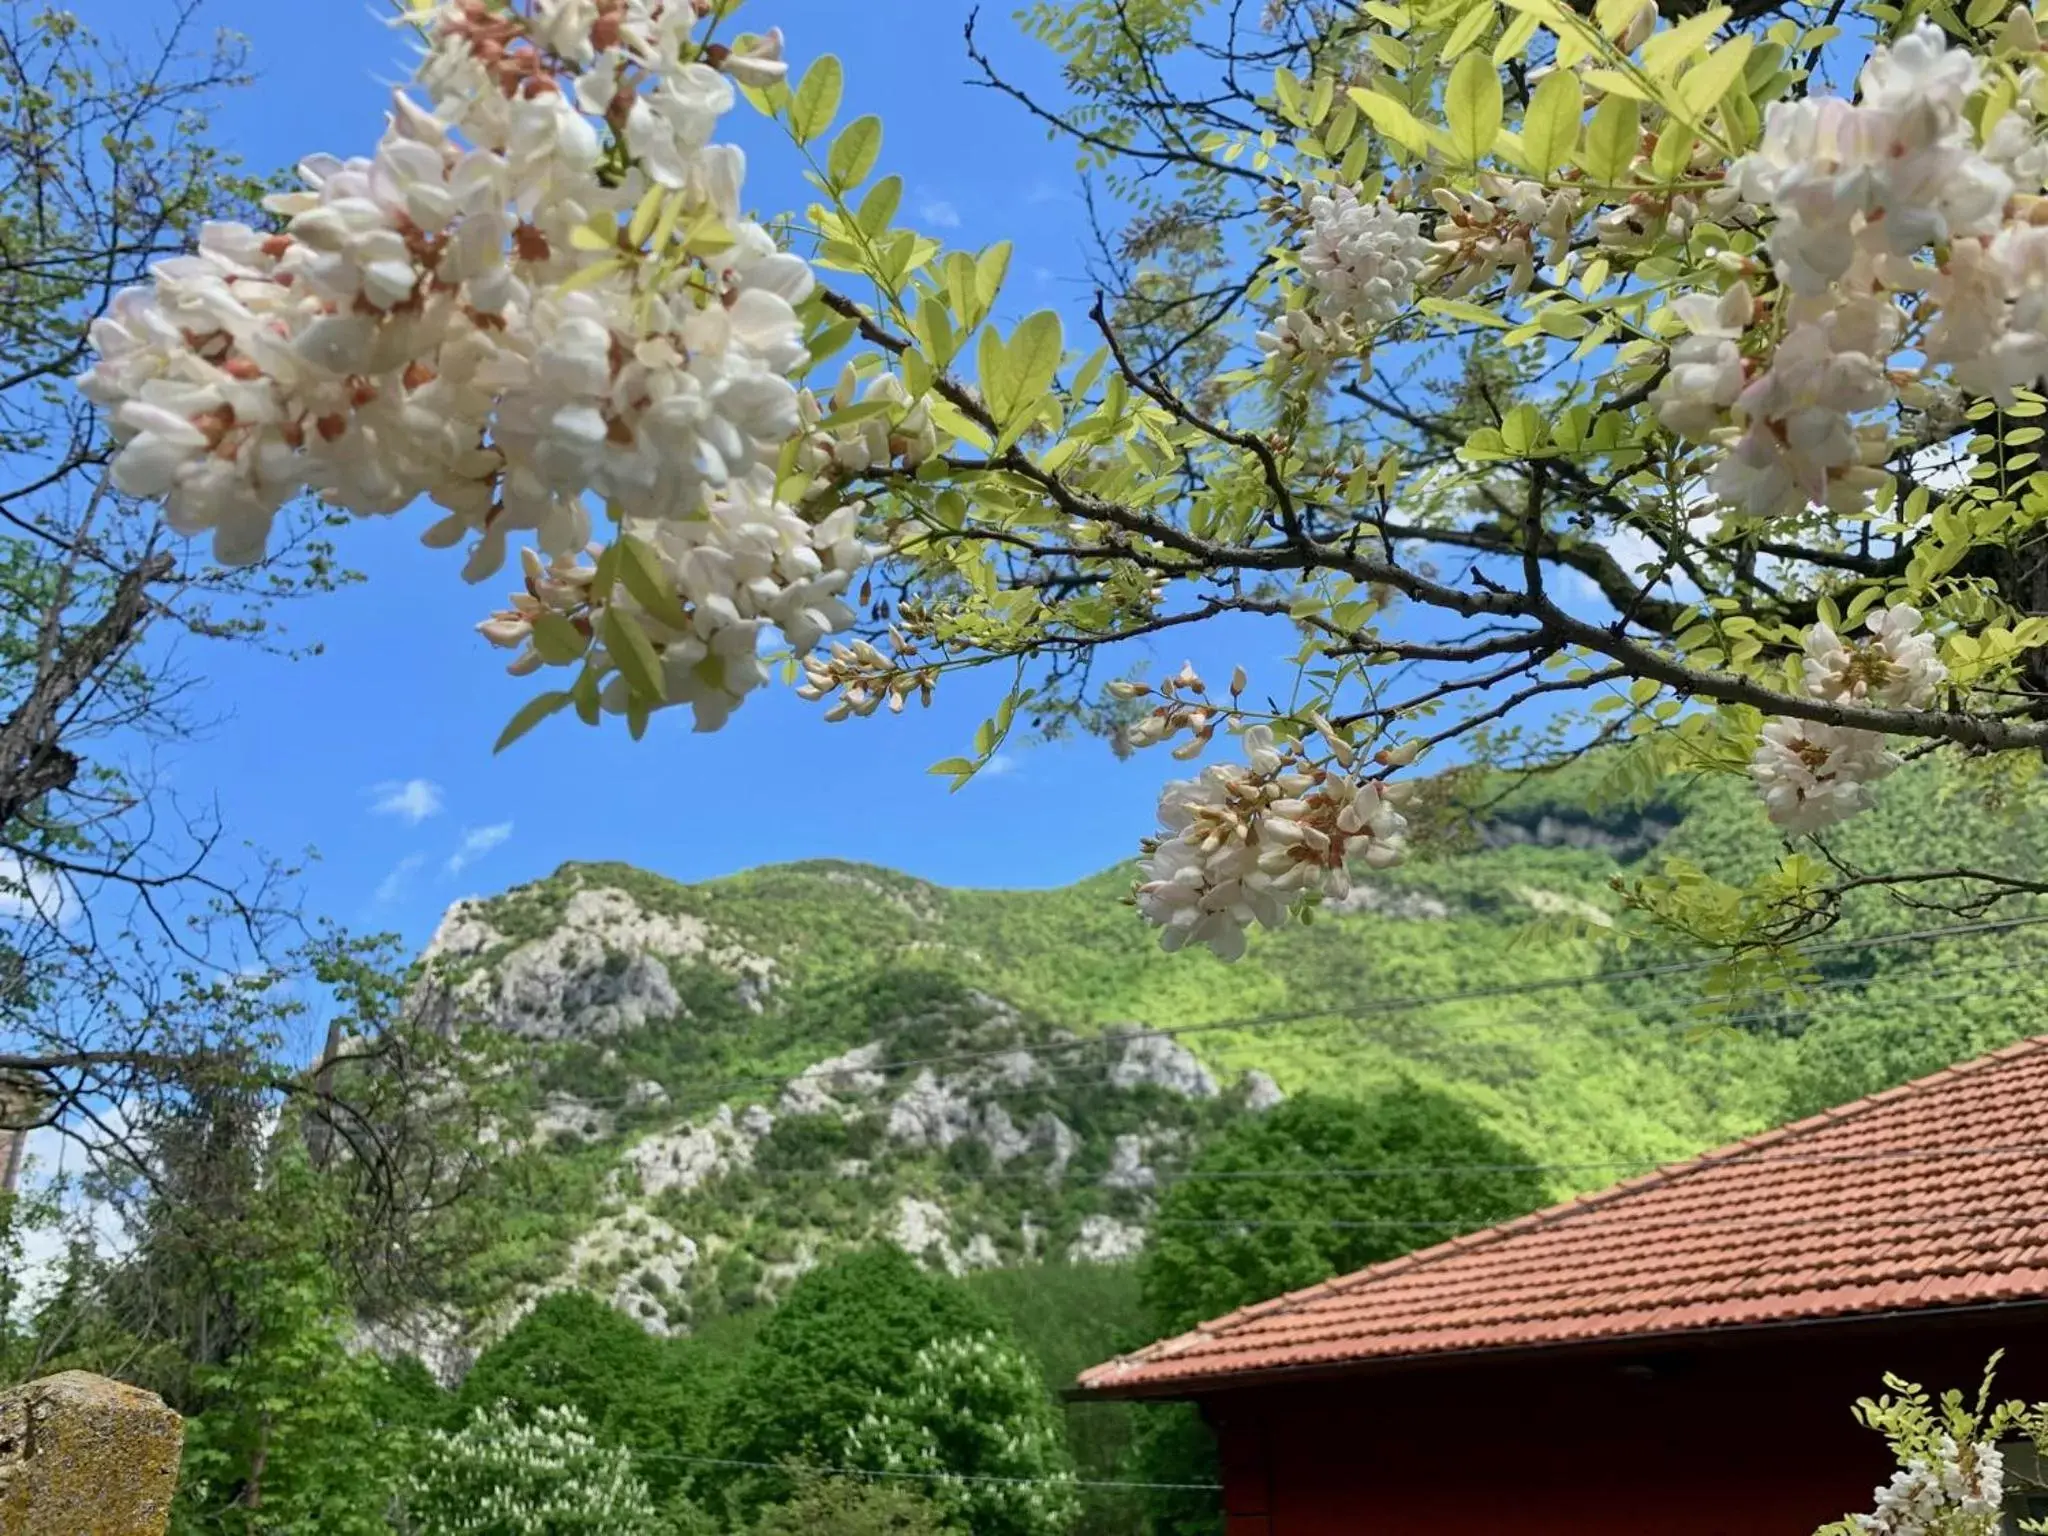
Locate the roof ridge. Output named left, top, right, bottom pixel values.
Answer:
left=1080, top=1032, right=2048, bottom=1386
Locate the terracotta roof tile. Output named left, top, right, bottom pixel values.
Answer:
left=1078, top=1035, right=2048, bottom=1397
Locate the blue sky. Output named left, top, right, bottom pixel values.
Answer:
left=84, top=0, right=1290, bottom=950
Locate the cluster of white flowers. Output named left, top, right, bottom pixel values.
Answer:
left=410, top=1401, right=659, bottom=1535
left=1802, top=603, right=1948, bottom=709
left=1749, top=605, right=1944, bottom=835
left=80, top=0, right=868, bottom=733
left=1661, top=19, right=2048, bottom=520
left=795, top=363, right=939, bottom=485
left=1431, top=176, right=1580, bottom=296
left=844, top=1331, right=1079, bottom=1536
left=1262, top=186, right=1432, bottom=361
left=1134, top=724, right=1407, bottom=961
left=1748, top=717, right=1898, bottom=835
left=1852, top=1436, right=2005, bottom=1535
left=797, top=630, right=938, bottom=720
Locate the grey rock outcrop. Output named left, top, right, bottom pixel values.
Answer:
left=1108, top=1029, right=1219, bottom=1098
left=1068, top=1213, right=1148, bottom=1263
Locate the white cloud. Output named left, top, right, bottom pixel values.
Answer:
left=446, top=822, right=514, bottom=875
left=981, top=753, right=1019, bottom=778
left=371, top=778, right=445, bottom=825
left=1911, top=438, right=1976, bottom=493
left=13, top=1123, right=133, bottom=1305
left=1025, top=179, right=1064, bottom=205
left=920, top=198, right=962, bottom=229
left=374, top=853, right=426, bottom=905
left=0, top=854, right=78, bottom=927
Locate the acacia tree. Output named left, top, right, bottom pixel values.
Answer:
left=82, top=0, right=2048, bottom=968
left=0, top=2, right=429, bottom=1203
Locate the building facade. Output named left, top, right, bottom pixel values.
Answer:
left=1080, top=1037, right=2048, bottom=1534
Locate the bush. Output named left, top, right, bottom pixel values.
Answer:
left=457, top=1291, right=708, bottom=1491
left=843, top=1331, right=1077, bottom=1536
left=1140, top=1086, right=1550, bottom=1334
left=751, top=1476, right=952, bottom=1536
left=711, top=1247, right=1001, bottom=1518
left=406, top=1402, right=660, bottom=1535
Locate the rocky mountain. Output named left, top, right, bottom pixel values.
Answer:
left=393, top=758, right=2048, bottom=1375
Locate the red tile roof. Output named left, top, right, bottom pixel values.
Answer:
left=1078, top=1035, right=2048, bottom=1398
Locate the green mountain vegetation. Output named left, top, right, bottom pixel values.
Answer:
left=78, top=753, right=2048, bottom=1535
left=391, top=754, right=2048, bottom=1375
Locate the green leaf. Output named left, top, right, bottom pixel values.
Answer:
left=975, top=242, right=1012, bottom=308
left=1677, top=36, right=1753, bottom=121
left=826, top=115, right=883, bottom=188
left=1273, top=65, right=1307, bottom=120
left=1520, top=69, right=1582, bottom=174
left=1651, top=121, right=1694, bottom=178
left=1346, top=86, right=1432, bottom=157
left=493, top=690, right=571, bottom=754
left=617, top=533, right=691, bottom=630
left=1444, top=1, right=1498, bottom=56
left=571, top=665, right=601, bottom=725
left=789, top=54, right=843, bottom=144
left=1005, top=311, right=1064, bottom=415
left=855, top=175, right=903, bottom=235
left=1500, top=403, right=1547, bottom=453
left=1579, top=92, right=1641, bottom=183
left=976, top=325, right=1006, bottom=421
left=807, top=316, right=858, bottom=362
left=530, top=612, right=588, bottom=665
left=602, top=607, right=665, bottom=704
left=928, top=756, right=977, bottom=776
left=1495, top=8, right=1541, bottom=61
left=1419, top=296, right=1513, bottom=328
left=1640, top=7, right=1730, bottom=74
left=913, top=292, right=957, bottom=363
left=1445, top=52, right=1503, bottom=164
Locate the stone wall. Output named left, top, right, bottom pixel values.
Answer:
left=0, top=1372, right=183, bottom=1535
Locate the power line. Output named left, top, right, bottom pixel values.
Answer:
left=556, top=946, right=2048, bottom=1167
left=1145, top=1205, right=2048, bottom=1237
left=476, top=1443, right=1219, bottom=1493
left=727, top=1135, right=2048, bottom=1192
left=537, top=912, right=2048, bottom=1116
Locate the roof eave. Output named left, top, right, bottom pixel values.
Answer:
left=1070, top=1293, right=2048, bottom=1402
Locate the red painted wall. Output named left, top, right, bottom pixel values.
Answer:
left=1192, top=1311, right=2048, bottom=1536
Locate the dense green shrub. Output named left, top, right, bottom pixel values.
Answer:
left=457, top=1292, right=708, bottom=1491
left=406, top=1402, right=659, bottom=1535
left=711, top=1247, right=1001, bottom=1518
left=843, top=1331, right=1076, bottom=1536
left=750, top=1475, right=952, bottom=1536
left=1140, top=1086, right=1550, bottom=1335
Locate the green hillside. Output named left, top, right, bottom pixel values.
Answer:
left=404, top=755, right=2048, bottom=1368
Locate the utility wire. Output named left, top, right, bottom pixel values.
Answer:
left=625, top=1448, right=1218, bottom=1491
left=543, top=942, right=2048, bottom=1136
left=527, top=911, right=2048, bottom=1115
left=1146, top=1205, right=2048, bottom=1237
left=687, top=1134, right=2048, bottom=1192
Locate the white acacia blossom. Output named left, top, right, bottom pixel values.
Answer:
left=1851, top=1436, right=2005, bottom=1536
left=1803, top=604, right=1947, bottom=710
left=1296, top=187, right=1433, bottom=333
left=1135, top=725, right=1407, bottom=961
left=1691, top=20, right=2048, bottom=518
left=1749, top=717, right=1899, bottom=835
left=79, top=0, right=866, bottom=733
left=1748, top=605, right=1943, bottom=835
